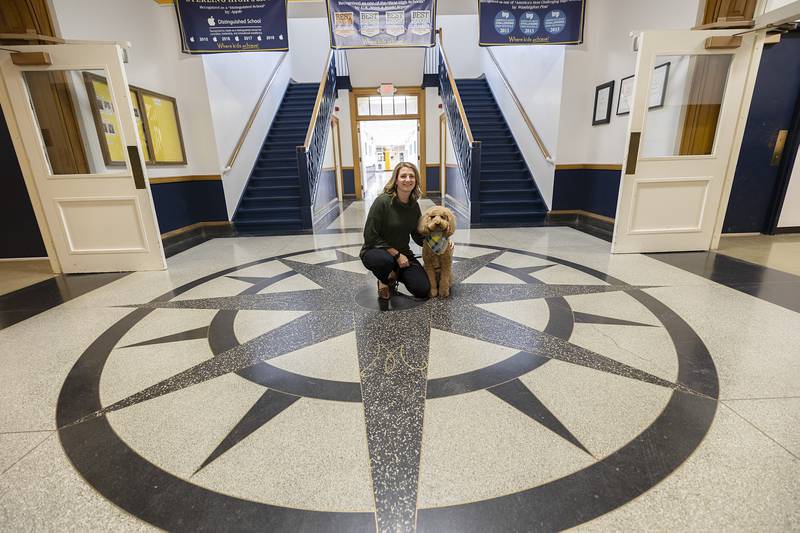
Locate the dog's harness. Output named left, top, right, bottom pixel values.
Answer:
left=425, top=231, right=449, bottom=255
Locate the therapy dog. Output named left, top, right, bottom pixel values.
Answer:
left=417, top=205, right=456, bottom=297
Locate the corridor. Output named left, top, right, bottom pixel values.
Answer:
left=1, top=201, right=799, bottom=531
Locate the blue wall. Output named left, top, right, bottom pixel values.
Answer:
left=343, top=168, right=355, bottom=196
left=150, top=180, right=228, bottom=234
left=0, top=109, right=47, bottom=259
left=425, top=165, right=440, bottom=193
left=724, top=30, right=800, bottom=233
left=552, top=168, right=621, bottom=219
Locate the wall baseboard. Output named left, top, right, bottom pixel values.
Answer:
left=775, top=226, right=800, bottom=234
left=0, top=256, right=49, bottom=262
left=547, top=210, right=615, bottom=242
left=161, top=221, right=234, bottom=258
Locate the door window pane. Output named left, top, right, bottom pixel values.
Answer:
left=406, top=96, right=418, bottom=115
left=641, top=54, right=733, bottom=158
left=393, top=96, right=407, bottom=114
left=23, top=69, right=130, bottom=175
left=369, top=96, right=381, bottom=115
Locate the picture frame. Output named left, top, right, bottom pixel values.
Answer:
left=649, top=61, right=670, bottom=110
left=616, top=61, right=671, bottom=116
left=83, top=71, right=126, bottom=167
left=616, top=74, right=634, bottom=116
left=137, top=88, right=187, bottom=166
left=593, top=80, right=614, bottom=126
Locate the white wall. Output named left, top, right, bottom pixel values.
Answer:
left=348, top=48, right=426, bottom=88
left=426, top=88, right=442, bottom=166
left=556, top=0, right=700, bottom=164
left=483, top=45, right=565, bottom=207
left=288, top=18, right=331, bottom=82
left=203, top=53, right=285, bottom=168
left=778, top=151, right=800, bottom=228
left=51, top=0, right=221, bottom=179
left=437, top=15, right=484, bottom=78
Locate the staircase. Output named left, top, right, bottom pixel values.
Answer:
left=455, top=78, right=547, bottom=224
left=234, top=82, right=319, bottom=233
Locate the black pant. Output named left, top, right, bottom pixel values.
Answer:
left=361, top=248, right=430, bottom=298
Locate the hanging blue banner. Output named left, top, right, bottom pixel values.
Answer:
left=175, top=0, right=288, bottom=54
left=326, top=0, right=437, bottom=49
left=479, top=0, right=585, bottom=46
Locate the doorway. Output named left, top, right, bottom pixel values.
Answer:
left=358, top=119, right=420, bottom=201
left=349, top=87, right=426, bottom=201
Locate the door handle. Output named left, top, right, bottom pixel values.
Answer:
left=625, top=132, right=641, bottom=175
left=771, top=130, right=788, bottom=167
left=127, top=145, right=146, bottom=190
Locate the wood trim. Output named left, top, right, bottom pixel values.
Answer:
left=548, top=209, right=616, bottom=224
left=775, top=226, right=800, bottom=234
left=160, top=220, right=230, bottom=239
left=555, top=163, right=623, bottom=171
left=705, top=36, right=743, bottom=49
left=149, top=174, right=221, bottom=184
left=700, top=0, right=757, bottom=25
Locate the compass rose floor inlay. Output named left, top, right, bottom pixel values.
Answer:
left=1, top=202, right=799, bottom=532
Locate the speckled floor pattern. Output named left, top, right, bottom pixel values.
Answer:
left=1, top=200, right=799, bottom=532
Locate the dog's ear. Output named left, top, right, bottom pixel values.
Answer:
left=417, top=212, right=431, bottom=235
left=445, top=209, right=457, bottom=237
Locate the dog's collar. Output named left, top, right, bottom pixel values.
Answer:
left=425, top=232, right=449, bottom=255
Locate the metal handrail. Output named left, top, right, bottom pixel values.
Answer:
left=224, top=52, right=288, bottom=172
left=485, top=48, right=553, bottom=163
left=304, top=50, right=334, bottom=148
left=437, top=31, right=474, bottom=144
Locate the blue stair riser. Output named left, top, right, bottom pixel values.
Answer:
left=233, top=82, right=320, bottom=231
left=482, top=162, right=527, bottom=171
left=241, top=196, right=301, bottom=209
left=481, top=189, right=539, bottom=201
left=480, top=179, right=532, bottom=191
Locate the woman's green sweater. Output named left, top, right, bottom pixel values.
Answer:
left=360, top=192, right=423, bottom=258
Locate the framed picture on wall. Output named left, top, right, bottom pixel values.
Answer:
left=83, top=72, right=126, bottom=166
left=138, top=88, right=187, bottom=166
left=617, top=61, right=671, bottom=116
left=649, top=61, right=671, bottom=109
left=617, top=74, right=634, bottom=115
left=593, top=80, right=614, bottom=126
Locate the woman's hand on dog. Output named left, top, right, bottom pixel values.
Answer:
left=397, top=253, right=410, bottom=268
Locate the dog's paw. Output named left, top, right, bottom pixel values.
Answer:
left=440, top=286, right=450, bottom=297
left=429, top=288, right=438, bottom=298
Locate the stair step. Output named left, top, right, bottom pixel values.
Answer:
left=482, top=169, right=530, bottom=179
left=253, top=166, right=298, bottom=177
left=241, top=196, right=301, bottom=209
left=482, top=152, right=522, bottom=162
left=248, top=185, right=300, bottom=194
left=480, top=210, right=547, bottom=222
left=237, top=206, right=301, bottom=218
left=480, top=179, right=533, bottom=191
left=481, top=162, right=527, bottom=171
left=480, top=198, right=545, bottom=212
left=481, top=189, right=539, bottom=201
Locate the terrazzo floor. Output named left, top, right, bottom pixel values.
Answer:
left=1, top=200, right=799, bottom=532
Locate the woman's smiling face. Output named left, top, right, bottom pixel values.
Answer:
left=396, top=167, right=416, bottom=195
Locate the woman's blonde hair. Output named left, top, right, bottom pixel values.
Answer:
left=383, top=162, right=422, bottom=201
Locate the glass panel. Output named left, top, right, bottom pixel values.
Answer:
left=23, top=69, right=130, bottom=174
left=357, top=97, right=370, bottom=116
left=381, top=96, right=394, bottom=115
left=641, top=54, right=733, bottom=158
left=130, top=89, right=150, bottom=162
left=393, top=96, right=407, bottom=115
left=369, top=96, right=381, bottom=115
left=406, top=96, right=418, bottom=115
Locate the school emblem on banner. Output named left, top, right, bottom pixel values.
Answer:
left=325, top=0, right=437, bottom=49
left=175, top=0, right=289, bottom=54
left=478, top=0, right=585, bottom=46
left=334, top=11, right=356, bottom=37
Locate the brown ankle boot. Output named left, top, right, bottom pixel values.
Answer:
left=377, top=280, right=391, bottom=300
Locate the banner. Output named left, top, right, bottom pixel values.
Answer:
left=479, top=0, right=585, bottom=46
left=326, top=0, right=437, bottom=49
left=175, top=0, right=288, bottom=54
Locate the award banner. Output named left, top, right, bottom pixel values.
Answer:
left=326, top=0, right=437, bottom=49
left=175, top=0, right=288, bottom=54
left=479, top=0, right=585, bottom=46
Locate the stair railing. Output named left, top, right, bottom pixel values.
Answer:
left=296, top=50, right=337, bottom=228
left=436, top=29, right=481, bottom=223
left=484, top=48, right=553, bottom=164
left=224, top=52, right=288, bottom=173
